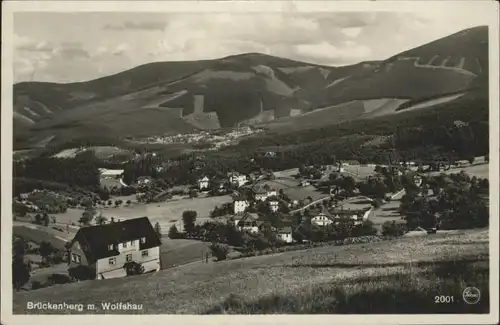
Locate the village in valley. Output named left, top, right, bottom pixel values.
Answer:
left=12, top=146, right=489, bottom=289
left=8, top=8, right=494, bottom=315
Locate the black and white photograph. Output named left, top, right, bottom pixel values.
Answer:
left=1, top=0, right=499, bottom=323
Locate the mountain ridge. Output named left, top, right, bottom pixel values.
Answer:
left=13, top=25, right=488, bottom=149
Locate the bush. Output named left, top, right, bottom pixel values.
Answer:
left=123, top=261, right=145, bottom=276
left=351, top=220, right=378, bottom=237
left=168, top=224, right=181, bottom=239
left=382, top=221, right=406, bottom=237
left=47, top=273, right=72, bottom=285
left=371, top=199, right=381, bottom=209
left=68, top=265, right=96, bottom=281
left=210, top=243, right=229, bottom=261
left=31, top=281, right=47, bottom=290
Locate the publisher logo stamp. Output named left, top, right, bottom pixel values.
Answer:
left=462, top=287, right=481, bottom=304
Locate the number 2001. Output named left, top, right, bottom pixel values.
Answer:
left=434, top=295, right=454, bottom=303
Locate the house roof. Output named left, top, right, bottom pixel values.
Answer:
left=278, top=226, right=292, bottom=233
left=241, top=212, right=260, bottom=222
left=71, top=217, right=161, bottom=264
left=99, top=169, right=124, bottom=176
left=252, top=184, right=268, bottom=194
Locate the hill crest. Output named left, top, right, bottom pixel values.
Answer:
left=13, top=26, right=488, bottom=149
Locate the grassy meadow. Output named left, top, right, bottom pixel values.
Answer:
left=13, top=228, right=489, bottom=314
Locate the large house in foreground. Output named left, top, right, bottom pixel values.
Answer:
left=68, top=217, right=162, bottom=280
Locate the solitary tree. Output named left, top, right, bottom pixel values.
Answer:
left=154, top=222, right=162, bottom=242
left=210, top=243, right=229, bottom=261
left=42, top=213, right=50, bottom=227
left=168, top=224, right=180, bottom=239
left=182, top=210, right=197, bottom=235
left=12, top=242, right=30, bottom=291
left=39, top=241, right=55, bottom=265
left=79, top=208, right=95, bottom=226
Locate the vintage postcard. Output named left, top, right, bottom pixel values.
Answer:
left=1, top=1, right=499, bottom=324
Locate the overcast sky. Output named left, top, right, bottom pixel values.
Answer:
left=12, top=9, right=488, bottom=83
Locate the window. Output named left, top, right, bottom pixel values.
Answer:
left=126, top=254, right=133, bottom=262
left=122, top=242, right=128, bottom=248
left=108, top=244, right=113, bottom=250
left=109, top=257, right=116, bottom=265
left=140, top=237, right=146, bottom=244
left=141, top=250, right=149, bottom=257
left=72, top=254, right=81, bottom=264
left=131, top=240, right=136, bottom=246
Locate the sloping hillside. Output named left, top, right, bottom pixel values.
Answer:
left=310, top=26, right=487, bottom=108
left=13, top=229, right=488, bottom=314
left=13, top=26, right=488, bottom=149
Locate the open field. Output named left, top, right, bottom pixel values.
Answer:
left=98, top=195, right=234, bottom=234
left=34, top=195, right=233, bottom=235
left=369, top=199, right=406, bottom=233
left=21, top=263, right=69, bottom=291
left=13, top=228, right=488, bottom=314
left=257, top=177, right=327, bottom=201
left=159, top=239, right=211, bottom=269
left=441, top=162, right=489, bottom=179
left=342, top=165, right=377, bottom=180
left=13, top=225, right=69, bottom=251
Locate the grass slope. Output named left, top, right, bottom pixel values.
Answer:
left=13, top=228, right=489, bottom=314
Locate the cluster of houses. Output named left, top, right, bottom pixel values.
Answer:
left=223, top=177, right=373, bottom=244
left=308, top=207, right=372, bottom=227
left=232, top=184, right=279, bottom=214
left=197, top=170, right=269, bottom=191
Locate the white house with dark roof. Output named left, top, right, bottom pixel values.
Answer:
left=311, top=212, right=334, bottom=226
left=197, top=176, right=210, bottom=190
left=228, top=172, right=249, bottom=188
left=277, top=226, right=293, bottom=243
left=68, top=217, right=161, bottom=280
left=233, top=198, right=250, bottom=214
left=269, top=200, right=279, bottom=213
left=331, top=208, right=372, bottom=226
left=252, top=184, right=269, bottom=201
left=236, top=212, right=262, bottom=233
left=267, top=188, right=278, bottom=197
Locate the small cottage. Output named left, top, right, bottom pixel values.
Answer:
left=277, top=226, right=293, bottom=243
left=197, top=176, right=210, bottom=190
